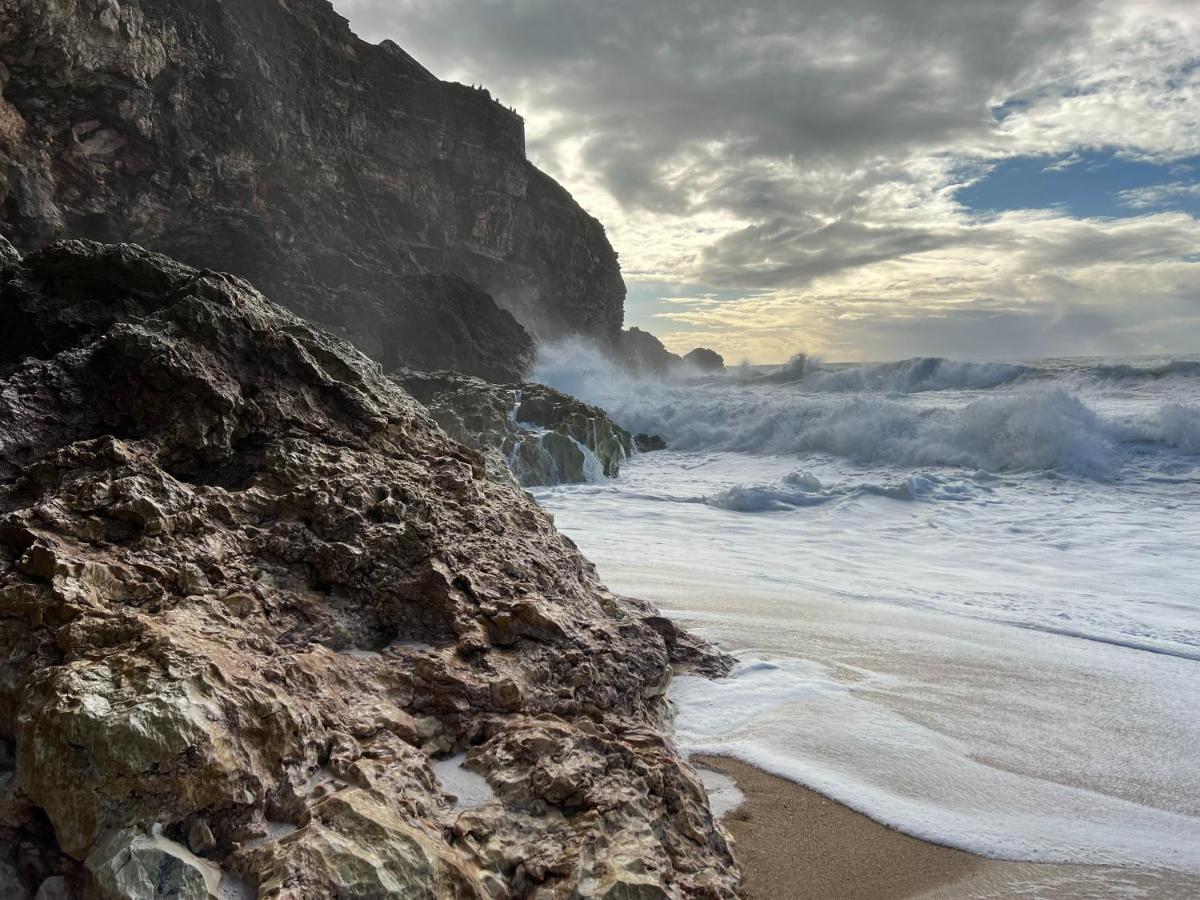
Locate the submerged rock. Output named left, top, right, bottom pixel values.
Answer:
left=0, top=239, right=737, bottom=898
left=396, top=369, right=640, bottom=486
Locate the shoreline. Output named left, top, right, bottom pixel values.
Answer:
left=693, top=755, right=982, bottom=900
left=695, top=755, right=1200, bottom=899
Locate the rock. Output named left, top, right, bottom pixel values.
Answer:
left=682, top=347, right=725, bottom=373
left=618, top=328, right=683, bottom=377
left=0, top=858, right=27, bottom=900
left=0, top=0, right=623, bottom=377
left=0, top=240, right=738, bottom=897
left=187, top=821, right=216, bottom=855
left=34, top=876, right=72, bottom=900
left=634, top=433, right=668, bottom=453
left=86, top=829, right=220, bottom=900
left=396, top=370, right=635, bottom=485
left=382, top=275, right=534, bottom=384
left=236, top=790, right=485, bottom=899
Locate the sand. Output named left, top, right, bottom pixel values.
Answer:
left=694, top=755, right=1200, bottom=900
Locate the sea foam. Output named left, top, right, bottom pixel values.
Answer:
left=532, top=341, right=1200, bottom=478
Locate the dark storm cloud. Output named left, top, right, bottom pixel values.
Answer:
left=339, top=0, right=1089, bottom=207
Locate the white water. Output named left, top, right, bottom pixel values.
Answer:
left=531, top=346, right=1200, bottom=878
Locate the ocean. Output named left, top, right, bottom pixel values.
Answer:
left=529, top=345, right=1200, bottom=878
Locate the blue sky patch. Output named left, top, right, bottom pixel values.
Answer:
left=955, top=151, right=1200, bottom=219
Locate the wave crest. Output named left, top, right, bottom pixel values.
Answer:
left=532, top=341, right=1200, bottom=478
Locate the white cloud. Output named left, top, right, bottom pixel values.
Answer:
left=1118, top=181, right=1200, bottom=209
left=334, top=0, right=1200, bottom=361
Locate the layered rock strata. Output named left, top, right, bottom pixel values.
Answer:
left=0, top=239, right=737, bottom=899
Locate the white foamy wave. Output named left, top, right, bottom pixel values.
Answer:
left=1153, top=403, right=1200, bottom=453
left=671, top=660, right=1200, bottom=873
left=797, top=356, right=1031, bottom=393
left=532, top=342, right=1200, bottom=478
left=1081, top=359, right=1200, bottom=382
left=703, top=470, right=979, bottom=511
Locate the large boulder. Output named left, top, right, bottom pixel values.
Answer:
left=617, top=328, right=683, bottom=377
left=396, top=370, right=637, bottom=486
left=682, top=348, right=725, bottom=373
left=0, top=239, right=737, bottom=898
left=0, top=0, right=624, bottom=377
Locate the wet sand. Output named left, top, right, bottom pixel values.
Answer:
left=695, top=755, right=1200, bottom=900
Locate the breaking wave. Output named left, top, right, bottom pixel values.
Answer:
left=787, top=356, right=1031, bottom=393
left=702, top=471, right=981, bottom=512
left=532, top=341, right=1200, bottom=478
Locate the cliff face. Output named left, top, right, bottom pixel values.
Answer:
left=0, top=0, right=625, bottom=377
left=0, top=238, right=735, bottom=899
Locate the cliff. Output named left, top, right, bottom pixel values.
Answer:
left=0, top=0, right=625, bottom=379
left=0, top=238, right=737, bottom=899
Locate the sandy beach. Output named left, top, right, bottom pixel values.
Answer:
left=695, top=755, right=1200, bottom=900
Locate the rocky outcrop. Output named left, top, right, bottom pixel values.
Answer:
left=0, top=239, right=736, bottom=898
left=0, top=0, right=624, bottom=380
left=682, top=348, right=725, bottom=374
left=395, top=370, right=638, bottom=487
left=618, top=328, right=683, bottom=377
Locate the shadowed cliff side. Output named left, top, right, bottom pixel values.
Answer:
left=0, top=238, right=736, bottom=899
left=0, top=0, right=624, bottom=379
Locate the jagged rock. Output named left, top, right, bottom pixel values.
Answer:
left=396, top=369, right=635, bottom=486
left=0, top=0, right=624, bottom=378
left=618, top=328, right=684, bottom=377
left=235, top=789, right=486, bottom=899
left=682, top=348, right=725, bottom=373
left=634, top=434, right=669, bottom=453
left=0, top=239, right=738, bottom=898
left=86, top=828, right=221, bottom=900
left=187, top=821, right=216, bottom=855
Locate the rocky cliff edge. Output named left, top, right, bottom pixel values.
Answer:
left=0, top=0, right=624, bottom=380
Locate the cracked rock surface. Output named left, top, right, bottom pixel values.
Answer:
left=0, top=238, right=737, bottom=899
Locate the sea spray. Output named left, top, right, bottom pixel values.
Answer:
left=532, top=341, right=1200, bottom=479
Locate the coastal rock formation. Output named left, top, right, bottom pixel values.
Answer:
left=682, top=348, right=725, bottom=374
left=618, top=328, right=684, bottom=377
left=0, top=239, right=737, bottom=898
left=0, top=0, right=624, bottom=378
left=395, top=370, right=640, bottom=487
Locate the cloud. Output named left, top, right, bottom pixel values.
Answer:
left=333, top=0, right=1200, bottom=361
left=1118, top=181, right=1200, bottom=209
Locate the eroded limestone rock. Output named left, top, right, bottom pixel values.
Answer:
left=86, top=829, right=221, bottom=900
left=0, top=239, right=737, bottom=898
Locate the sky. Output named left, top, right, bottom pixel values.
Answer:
left=333, top=0, right=1200, bottom=363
